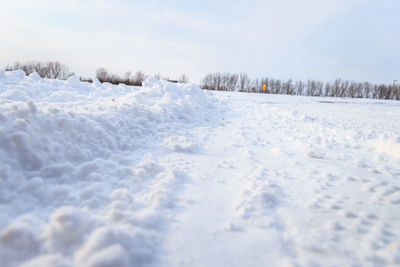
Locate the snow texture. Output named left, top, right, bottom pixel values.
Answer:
left=1, top=71, right=400, bottom=266
left=0, top=72, right=216, bottom=267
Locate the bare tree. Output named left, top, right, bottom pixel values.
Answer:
left=133, top=71, right=146, bottom=85
left=47, top=61, right=71, bottom=79
left=96, top=68, right=110, bottom=83
left=201, top=73, right=213, bottom=90
left=295, top=81, right=304, bottom=95
left=239, top=73, right=249, bottom=92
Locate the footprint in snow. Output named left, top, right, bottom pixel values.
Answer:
left=307, top=150, right=325, bottom=159
left=330, top=203, right=342, bottom=210
left=340, top=211, right=358, bottom=219
left=330, top=221, right=346, bottom=231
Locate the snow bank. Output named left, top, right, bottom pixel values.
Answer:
left=0, top=72, right=217, bottom=266
left=0, top=72, right=215, bottom=180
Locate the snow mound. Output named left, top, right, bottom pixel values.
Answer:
left=28, top=72, right=41, bottom=81
left=374, top=135, right=400, bottom=159
left=0, top=73, right=217, bottom=266
left=0, top=74, right=216, bottom=181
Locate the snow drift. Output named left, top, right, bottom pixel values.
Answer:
left=0, top=71, right=216, bottom=266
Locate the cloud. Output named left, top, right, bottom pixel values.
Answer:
left=0, top=0, right=397, bottom=83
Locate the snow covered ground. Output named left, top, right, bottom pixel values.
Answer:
left=1, top=70, right=400, bottom=266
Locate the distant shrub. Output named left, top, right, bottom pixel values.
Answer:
left=95, top=68, right=189, bottom=86
left=95, top=68, right=145, bottom=86
left=80, top=77, right=93, bottom=83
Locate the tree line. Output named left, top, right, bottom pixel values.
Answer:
left=5, top=61, right=75, bottom=80
left=4, top=61, right=189, bottom=85
left=3, top=61, right=399, bottom=100
left=201, top=72, right=400, bottom=100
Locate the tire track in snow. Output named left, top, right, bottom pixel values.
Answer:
left=154, top=110, right=292, bottom=266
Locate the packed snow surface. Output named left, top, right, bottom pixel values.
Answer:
left=1, top=71, right=400, bottom=266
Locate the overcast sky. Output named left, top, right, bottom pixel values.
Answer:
left=1, top=0, right=399, bottom=84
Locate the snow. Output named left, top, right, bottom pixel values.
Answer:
left=1, top=71, right=400, bottom=266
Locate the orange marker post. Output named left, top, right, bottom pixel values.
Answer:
left=262, top=83, right=267, bottom=93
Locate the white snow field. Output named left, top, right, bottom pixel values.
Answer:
left=0, top=70, right=400, bottom=267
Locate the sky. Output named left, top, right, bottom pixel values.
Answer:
left=0, top=0, right=399, bottom=84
